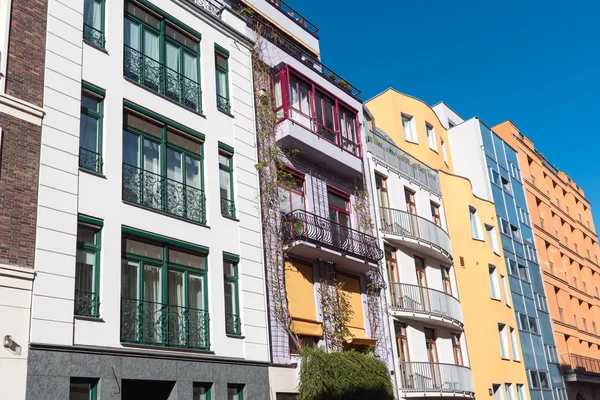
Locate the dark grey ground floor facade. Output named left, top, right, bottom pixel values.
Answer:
left=26, top=345, right=270, bottom=400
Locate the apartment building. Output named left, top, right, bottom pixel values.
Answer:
left=494, top=121, right=600, bottom=400
left=26, top=0, right=271, bottom=398
left=0, top=0, right=47, bottom=398
left=365, top=90, right=475, bottom=398
left=447, top=115, right=567, bottom=400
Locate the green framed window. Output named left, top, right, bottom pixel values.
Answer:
left=224, top=253, right=241, bottom=336
left=193, top=383, right=212, bottom=400
left=75, top=216, right=102, bottom=318
left=80, top=83, right=104, bottom=174
left=120, top=231, right=210, bottom=350
left=227, top=385, right=244, bottom=400
left=70, top=378, right=98, bottom=400
left=83, top=0, right=105, bottom=48
left=215, top=45, right=230, bottom=113
left=122, top=105, right=206, bottom=224
left=123, top=0, right=202, bottom=112
left=219, top=144, right=235, bottom=218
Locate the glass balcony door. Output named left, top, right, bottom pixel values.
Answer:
left=167, top=146, right=201, bottom=219
left=327, top=190, right=351, bottom=251
left=167, top=269, right=204, bottom=347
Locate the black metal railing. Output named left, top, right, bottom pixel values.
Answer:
left=225, top=313, right=242, bottom=336
left=74, top=290, right=100, bottom=318
left=265, top=0, right=319, bottom=36
left=221, top=198, right=236, bottom=219
left=121, top=297, right=210, bottom=350
left=123, top=45, right=202, bottom=112
left=216, top=94, right=230, bottom=113
left=388, top=283, right=463, bottom=325
left=83, top=23, right=105, bottom=48
left=563, top=354, right=600, bottom=374
left=79, top=147, right=103, bottom=174
left=282, top=209, right=383, bottom=263
left=398, top=362, right=474, bottom=394
left=380, top=207, right=452, bottom=259
left=122, top=163, right=206, bottom=224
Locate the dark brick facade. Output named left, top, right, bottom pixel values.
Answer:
left=0, top=0, right=48, bottom=269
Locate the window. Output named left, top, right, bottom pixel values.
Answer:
left=470, top=207, right=484, bottom=240
left=442, top=266, right=452, bottom=295
left=279, top=169, right=305, bottom=214
left=219, top=146, right=235, bottom=218
left=83, top=0, right=105, bottom=48
left=193, top=383, right=212, bottom=400
left=518, top=208, right=530, bottom=226
left=505, top=383, right=515, bottom=400
left=289, top=335, right=318, bottom=355
left=511, top=224, right=522, bottom=242
left=489, top=265, right=500, bottom=300
left=122, top=107, right=205, bottom=223
left=528, top=316, right=539, bottom=334
left=441, top=137, right=448, bottom=164
left=124, top=1, right=201, bottom=111
left=510, top=163, right=520, bottom=181
left=525, top=244, right=537, bottom=263
left=75, top=219, right=102, bottom=318
left=498, top=323, right=509, bottom=359
left=215, top=46, right=230, bottom=113
left=492, top=384, right=504, bottom=400
left=510, top=327, right=519, bottom=360
left=502, top=275, right=511, bottom=307
left=517, top=384, right=526, bottom=400
left=405, top=188, right=417, bottom=214
left=328, top=188, right=350, bottom=226
left=395, top=322, right=412, bottom=387
left=228, top=385, right=244, bottom=400
left=507, top=258, right=518, bottom=276
left=500, top=218, right=510, bottom=236
left=535, top=294, right=547, bottom=312
left=545, top=345, right=559, bottom=363
left=376, top=174, right=391, bottom=227
left=490, top=169, right=501, bottom=186
left=424, top=328, right=439, bottom=367
left=431, top=202, right=441, bottom=227
left=402, top=114, right=417, bottom=143
left=452, top=333, right=463, bottom=365
left=121, top=233, right=209, bottom=350
left=529, top=370, right=540, bottom=389
left=79, top=84, right=104, bottom=174
left=426, top=123, right=437, bottom=151
left=486, top=224, right=500, bottom=254
left=518, top=313, right=529, bottom=331
left=501, top=176, right=512, bottom=194
left=224, top=255, right=241, bottom=336
left=538, top=371, right=550, bottom=389
left=518, top=264, right=529, bottom=282
left=70, top=378, right=98, bottom=400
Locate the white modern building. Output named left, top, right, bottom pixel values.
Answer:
left=27, top=0, right=270, bottom=397
left=363, top=109, right=474, bottom=398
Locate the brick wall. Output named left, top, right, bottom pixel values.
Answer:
left=5, top=0, right=48, bottom=106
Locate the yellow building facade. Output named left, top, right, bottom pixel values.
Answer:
left=366, top=89, right=529, bottom=399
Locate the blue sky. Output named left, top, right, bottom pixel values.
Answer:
left=295, top=0, right=600, bottom=226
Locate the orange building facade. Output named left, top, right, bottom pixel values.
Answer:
left=494, top=121, right=600, bottom=400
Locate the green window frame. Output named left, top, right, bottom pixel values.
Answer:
left=75, top=216, right=103, bottom=318
left=70, top=378, right=98, bottom=400
left=215, top=45, right=230, bottom=113
left=224, top=252, right=241, bottom=336
left=122, top=103, right=206, bottom=224
left=227, top=385, right=244, bottom=400
left=83, top=0, right=105, bottom=48
left=123, top=0, right=203, bottom=112
left=80, top=83, right=105, bottom=174
left=120, top=229, right=210, bottom=350
left=193, top=383, right=212, bottom=400
left=219, top=143, right=235, bottom=219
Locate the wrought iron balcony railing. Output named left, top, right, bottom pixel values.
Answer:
left=367, top=130, right=441, bottom=195
left=74, top=290, right=100, bottom=318
left=221, top=198, right=236, bottom=219
left=389, top=283, right=463, bottom=326
left=398, top=361, right=474, bottom=395
left=79, top=147, right=102, bottom=174
left=83, top=24, right=104, bottom=48
left=225, top=313, right=242, bottom=335
left=563, top=354, right=600, bottom=374
left=123, top=45, right=202, bottom=112
left=216, top=94, right=230, bottom=113
left=121, top=297, right=210, bottom=350
left=122, top=163, right=206, bottom=224
left=265, top=0, right=319, bottom=36
left=380, top=207, right=452, bottom=259
left=185, top=0, right=222, bottom=17
left=282, top=209, right=384, bottom=263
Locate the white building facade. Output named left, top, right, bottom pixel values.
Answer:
left=26, top=0, right=271, bottom=398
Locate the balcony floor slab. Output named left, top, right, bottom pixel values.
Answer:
left=285, top=240, right=378, bottom=274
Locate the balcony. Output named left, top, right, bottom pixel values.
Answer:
left=123, top=45, right=202, bottom=113
left=389, top=283, right=463, bottom=329
left=366, top=129, right=441, bottom=196
left=563, top=354, right=600, bottom=385
left=380, top=207, right=452, bottom=263
left=398, top=362, right=474, bottom=397
left=282, top=210, right=383, bottom=273
left=121, top=298, right=210, bottom=350
left=122, top=163, right=206, bottom=224
left=265, top=0, right=318, bottom=36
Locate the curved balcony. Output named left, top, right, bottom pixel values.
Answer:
left=282, top=210, right=383, bottom=273
left=380, top=207, right=452, bottom=263
left=398, top=362, right=474, bottom=397
left=389, top=283, right=463, bottom=329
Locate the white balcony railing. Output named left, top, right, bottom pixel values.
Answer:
left=389, top=283, right=463, bottom=326
left=398, top=361, right=474, bottom=396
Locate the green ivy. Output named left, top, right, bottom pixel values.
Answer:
left=298, top=348, right=394, bottom=400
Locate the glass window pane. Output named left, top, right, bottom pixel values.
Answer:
left=216, top=70, right=227, bottom=97
left=167, top=129, right=202, bottom=154
left=188, top=274, right=204, bottom=310
left=185, top=157, right=201, bottom=189
left=291, top=192, right=304, bottom=211
left=143, top=139, right=160, bottom=174
left=193, top=385, right=209, bottom=400
left=123, top=130, right=140, bottom=167
left=127, top=2, right=160, bottom=29
left=143, top=264, right=161, bottom=303
left=224, top=281, right=235, bottom=313
left=165, top=41, right=181, bottom=73
left=81, top=94, right=99, bottom=111
left=124, top=238, right=163, bottom=259
left=279, top=187, right=290, bottom=213
left=327, top=191, right=348, bottom=210
left=167, top=148, right=183, bottom=182
left=69, top=382, right=91, bottom=400
left=124, top=19, right=140, bottom=50
left=216, top=52, right=228, bottom=69
left=76, top=249, right=95, bottom=292
left=166, top=24, right=199, bottom=50
left=223, top=260, right=235, bottom=276
left=121, top=260, right=139, bottom=298
left=168, top=270, right=184, bottom=306
left=338, top=213, right=349, bottom=227
left=220, top=169, right=231, bottom=200
left=183, top=52, right=198, bottom=82
left=169, top=249, right=205, bottom=269
left=219, top=153, right=231, bottom=166
left=125, top=112, right=163, bottom=137
left=80, top=114, right=99, bottom=152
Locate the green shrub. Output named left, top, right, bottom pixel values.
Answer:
left=298, top=348, right=394, bottom=400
